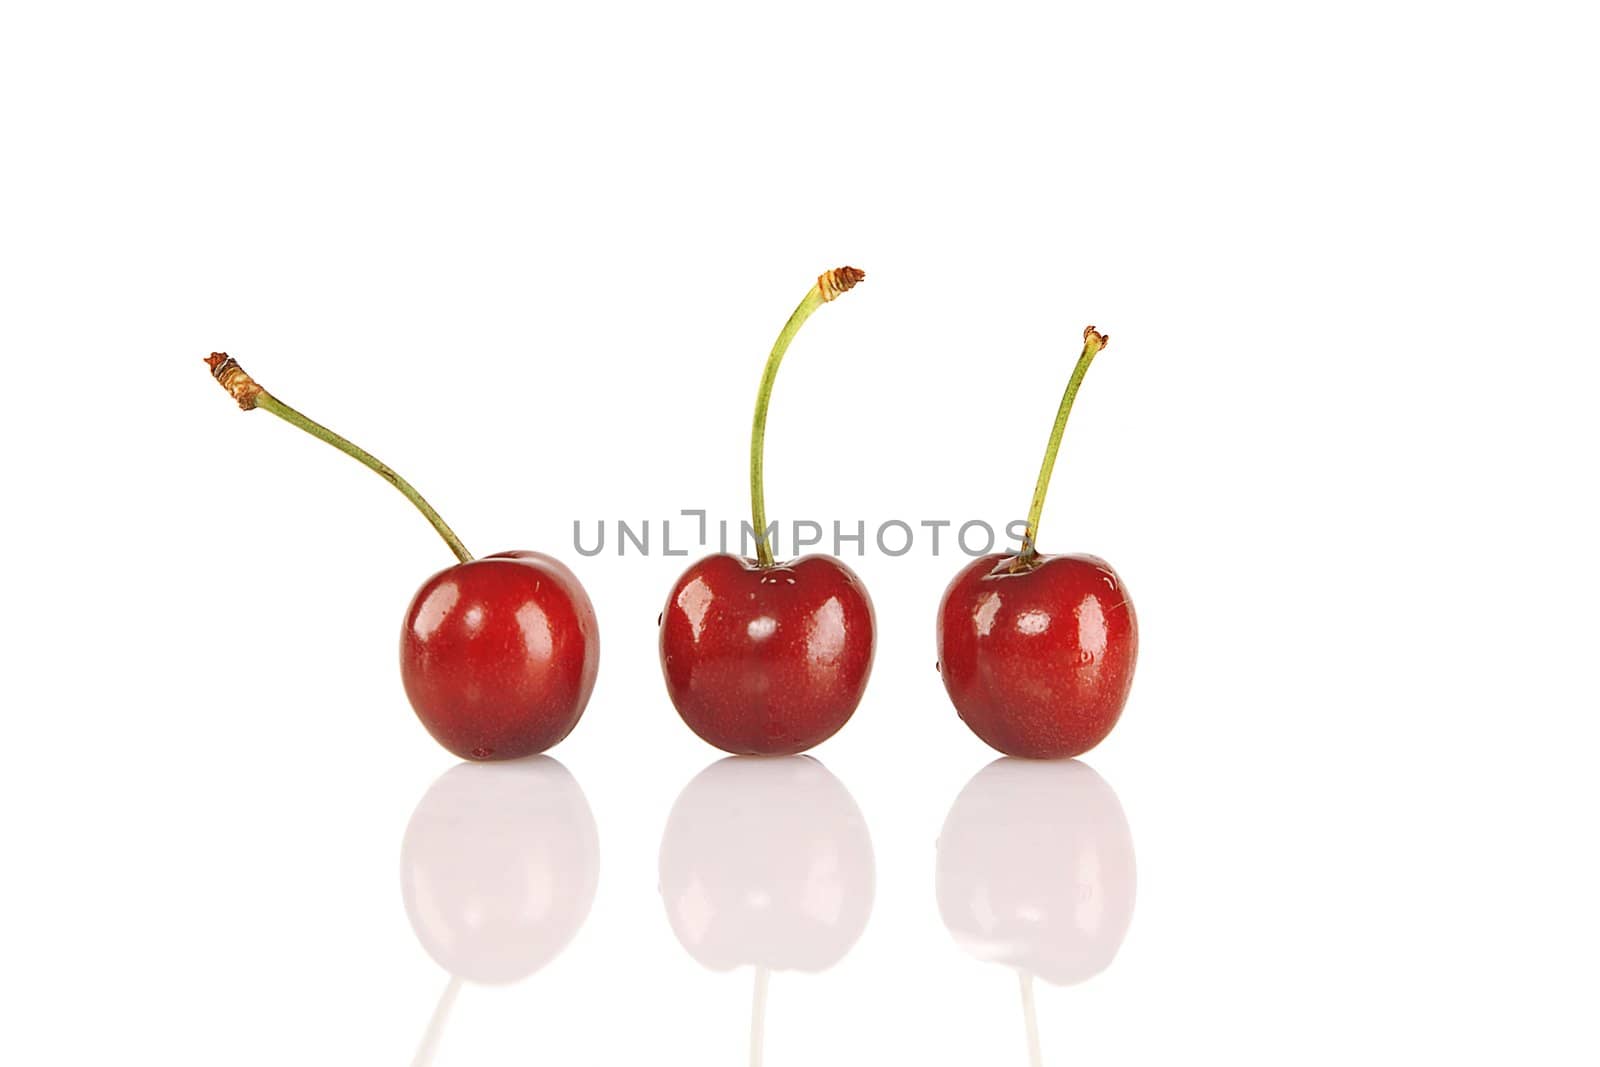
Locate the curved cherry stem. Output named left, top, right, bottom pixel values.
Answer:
left=204, top=353, right=474, bottom=564
left=1017, top=326, right=1108, bottom=567
left=749, top=267, right=865, bottom=567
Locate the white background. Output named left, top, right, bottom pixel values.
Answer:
left=2, top=2, right=1597, bottom=1064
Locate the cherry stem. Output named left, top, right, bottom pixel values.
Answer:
left=749, top=267, right=865, bottom=567
left=1017, top=325, right=1108, bottom=566
left=204, top=353, right=474, bottom=564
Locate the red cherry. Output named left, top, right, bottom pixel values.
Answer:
left=203, top=354, right=599, bottom=760
left=660, top=554, right=874, bottom=755
left=936, top=326, right=1137, bottom=758
left=938, top=554, right=1136, bottom=759
left=657, top=268, right=873, bottom=754
left=402, top=551, right=599, bottom=761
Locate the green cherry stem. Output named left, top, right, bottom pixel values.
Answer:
left=1017, top=325, right=1109, bottom=567
left=748, top=266, right=866, bottom=567
left=204, top=352, right=475, bottom=564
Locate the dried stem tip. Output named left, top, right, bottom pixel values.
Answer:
left=1083, top=325, right=1109, bottom=353
left=817, top=266, right=866, bottom=302
left=205, top=352, right=263, bottom=410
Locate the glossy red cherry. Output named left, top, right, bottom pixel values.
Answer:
left=402, top=551, right=599, bottom=761
left=938, top=553, right=1136, bottom=759
left=659, top=268, right=874, bottom=755
left=936, top=327, right=1137, bottom=759
left=204, top=353, right=598, bottom=760
left=660, top=554, right=874, bottom=755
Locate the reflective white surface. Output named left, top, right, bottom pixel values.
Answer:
left=5, top=1, right=1599, bottom=1063
left=937, top=759, right=1135, bottom=1066
left=938, top=759, right=1135, bottom=986
left=402, top=758, right=599, bottom=986
left=660, top=756, right=874, bottom=1064
left=400, top=758, right=600, bottom=1064
left=660, top=756, right=874, bottom=973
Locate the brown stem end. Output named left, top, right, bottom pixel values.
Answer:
left=1083, top=325, right=1109, bottom=355
left=205, top=352, right=263, bottom=410
left=817, top=266, right=866, bottom=302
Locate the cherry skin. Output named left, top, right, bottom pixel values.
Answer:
left=401, top=550, right=599, bottom=761
left=659, top=554, right=874, bottom=756
left=937, top=552, right=1136, bottom=760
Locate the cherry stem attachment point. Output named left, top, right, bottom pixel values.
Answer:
left=203, top=353, right=475, bottom=564
left=1017, top=325, right=1109, bottom=567
left=749, top=267, right=865, bottom=567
